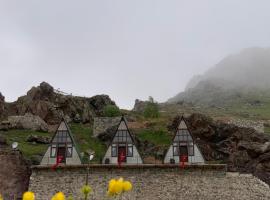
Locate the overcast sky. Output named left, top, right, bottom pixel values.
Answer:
left=0, top=1, right=270, bottom=109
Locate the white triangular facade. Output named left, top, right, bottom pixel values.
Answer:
left=103, top=117, right=143, bottom=164
left=164, top=118, right=205, bottom=164
left=40, top=120, right=81, bottom=165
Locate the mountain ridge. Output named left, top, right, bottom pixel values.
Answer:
left=169, top=47, right=270, bottom=105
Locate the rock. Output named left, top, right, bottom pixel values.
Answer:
left=97, top=125, right=118, bottom=145
left=132, top=99, right=147, bottom=112
left=0, top=135, right=7, bottom=146
left=29, top=155, right=43, bottom=165
left=7, top=113, right=49, bottom=132
left=0, top=149, right=31, bottom=199
left=238, top=141, right=266, bottom=158
left=93, top=117, right=122, bottom=138
left=228, top=150, right=250, bottom=171
left=168, top=113, right=270, bottom=185
left=0, top=92, right=7, bottom=121
left=5, top=82, right=117, bottom=125
left=26, top=135, right=50, bottom=144
left=0, top=121, right=10, bottom=131
left=88, top=95, right=116, bottom=115
left=74, top=113, right=81, bottom=123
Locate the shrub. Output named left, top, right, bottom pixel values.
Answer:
left=103, top=105, right=121, bottom=117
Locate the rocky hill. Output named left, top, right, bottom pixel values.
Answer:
left=169, top=114, right=270, bottom=185
left=0, top=82, right=117, bottom=127
left=168, top=47, right=270, bottom=107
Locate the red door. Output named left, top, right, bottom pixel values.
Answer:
left=57, top=147, right=66, bottom=163
left=179, top=146, right=188, bottom=162
left=118, top=147, right=127, bottom=163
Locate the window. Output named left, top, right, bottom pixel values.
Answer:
left=188, top=142, right=194, bottom=156
left=67, top=145, right=73, bottom=157
left=173, top=145, right=179, bottom=156
left=111, top=145, right=117, bottom=157
left=127, top=144, right=133, bottom=157
left=50, top=145, right=57, bottom=157
left=113, top=130, right=132, bottom=143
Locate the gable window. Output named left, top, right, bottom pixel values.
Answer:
left=127, top=144, right=133, bottom=157
left=111, top=144, right=117, bottom=157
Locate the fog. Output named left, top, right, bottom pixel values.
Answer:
left=1, top=1, right=270, bottom=109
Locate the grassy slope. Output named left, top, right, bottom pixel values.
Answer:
left=0, top=123, right=106, bottom=164
left=0, top=130, right=51, bottom=158
left=69, top=123, right=106, bottom=163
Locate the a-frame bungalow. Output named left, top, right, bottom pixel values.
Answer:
left=164, top=116, right=205, bottom=164
left=40, top=119, right=81, bottom=165
left=102, top=117, right=143, bottom=164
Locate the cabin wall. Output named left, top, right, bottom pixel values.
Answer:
left=127, top=145, right=143, bottom=164
left=164, top=145, right=204, bottom=164
left=66, top=148, right=81, bottom=165
left=40, top=147, right=81, bottom=165
left=102, top=145, right=143, bottom=164
left=40, top=147, right=55, bottom=165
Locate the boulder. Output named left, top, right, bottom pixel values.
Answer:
left=26, top=135, right=50, bottom=144
left=6, top=82, right=117, bottom=125
left=0, top=135, right=7, bottom=146
left=7, top=113, right=48, bottom=132
left=88, top=95, right=116, bottom=115
left=0, top=149, right=31, bottom=199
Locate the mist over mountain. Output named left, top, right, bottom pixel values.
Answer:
left=169, top=47, right=270, bottom=105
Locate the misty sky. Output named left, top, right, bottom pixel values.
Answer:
left=1, top=1, right=270, bottom=109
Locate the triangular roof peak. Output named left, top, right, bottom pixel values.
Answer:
left=58, top=120, right=68, bottom=131
left=118, top=116, right=128, bottom=130
left=178, top=116, right=188, bottom=130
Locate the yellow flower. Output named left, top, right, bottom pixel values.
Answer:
left=108, top=178, right=122, bottom=196
left=51, top=192, right=65, bottom=200
left=123, top=181, right=132, bottom=192
left=107, top=177, right=133, bottom=197
left=0, top=194, right=3, bottom=200
left=23, top=192, right=35, bottom=200
left=81, top=185, right=92, bottom=195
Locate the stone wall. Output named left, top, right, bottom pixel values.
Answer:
left=29, top=164, right=270, bottom=200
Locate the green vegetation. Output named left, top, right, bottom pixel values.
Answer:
left=0, top=123, right=106, bottom=164
left=0, top=129, right=51, bottom=158
left=137, top=129, right=171, bottom=146
left=143, top=97, right=160, bottom=119
left=70, top=123, right=106, bottom=163
left=103, top=105, right=121, bottom=117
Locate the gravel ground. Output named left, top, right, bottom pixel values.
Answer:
left=30, top=170, right=270, bottom=200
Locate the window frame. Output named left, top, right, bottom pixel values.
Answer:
left=50, top=145, right=57, bottom=158
left=127, top=144, right=133, bottom=157
left=111, top=144, right=117, bottom=157
left=173, top=145, right=179, bottom=156
left=66, top=145, right=73, bottom=157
